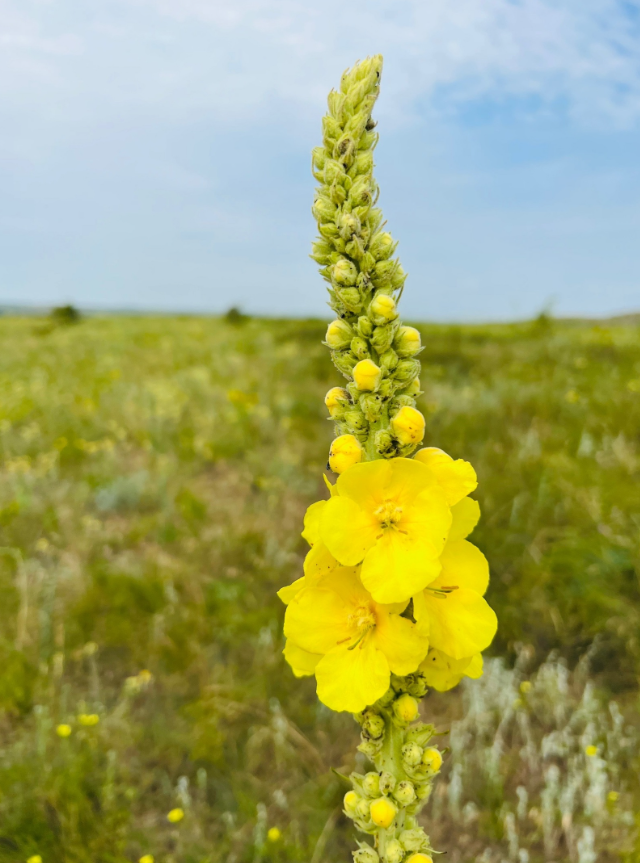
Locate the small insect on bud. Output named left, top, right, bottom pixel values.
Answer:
left=329, top=434, right=363, bottom=474
left=421, top=748, right=443, bottom=773
left=385, top=840, right=405, bottom=863
left=393, top=780, right=417, bottom=807
left=353, top=359, right=382, bottom=392
left=353, top=845, right=379, bottom=863
left=379, top=771, right=396, bottom=795
left=394, top=326, right=422, bottom=357
left=369, top=797, right=397, bottom=829
left=362, top=772, right=381, bottom=797
left=361, top=710, right=386, bottom=739
left=390, top=407, right=425, bottom=446
left=344, top=790, right=360, bottom=816
left=325, top=387, right=350, bottom=418
left=325, top=319, right=354, bottom=350
left=394, top=693, right=420, bottom=724
left=402, top=742, right=424, bottom=767
left=369, top=292, right=398, bottom=324
left=333, top=258, right=359, bottom=286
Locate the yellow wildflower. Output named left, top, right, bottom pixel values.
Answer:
left=139, top=856, right=155, bottom=863
left=284, top=566, right=429, bottom=712
left=325, top=386, right=350, bottom=417
left=421, top=748, right=443, bottom=772
left=267, top=827, right=281, bottom=842
left=390, top=406, right=425, bottom=446
left=520, top=680, right=532, bottom=694
left=56, top=724, right=72, bottom=738
left=78, top=713, right=99, bottom=726
left=27, top=856, right=42, bottom=863
left=406, top=855, right=433, bottom=863
left=370, top=293, right=398, bottom=322
left=369, top=796, right=397, bottom=828
left=167, top=807, right=184, bottom=823
left=608, top=790, right=619, bottom=803
left=585, top=745, right=598, bottom=757
left=353, top=359, right=382, bottom=391
left=413, top=497, right=497, bottom=659
left=413, top=447, right=477, bottom=505
left=282, top=639, right=321, bottom=678
left=420, top=649, right=483, bottom=692
left=320, top=458, right=451, bottom=604
left=329, top=434, right=363, bottom=474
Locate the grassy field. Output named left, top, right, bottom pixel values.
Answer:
left=0, top=312, right=639, bottom=863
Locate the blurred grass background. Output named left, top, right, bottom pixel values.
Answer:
left=0, top=311, right=639, bottom=863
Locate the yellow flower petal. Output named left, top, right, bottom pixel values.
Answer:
left=277, top=577, right=306, bottom=605
left=283, top=639, right=321, bottom=677
left=422, top=588, right=497, bottom=659
left=464, top=653, right=483, bottom=679
left=303, top=540, right=338, bottom=578
left=361, top=530, right=442, bottom=604
left=373, top=610, right=430, bottom=675
left=284, top=585, right=350, bottom=654
left=321, top=496, right=379, bottom=566
left=414, top=447, right=477, bottom=505
left=301, top=500, right=326, bottom=546
left=336, top=459, right=392, bottom=511
left=436, top=539, right=490, bottom=596
left=449, top=497, right=481, bottom=541
left=315, top=639, right=389, bottom=712
left=419, top=648, right=473, bottom=691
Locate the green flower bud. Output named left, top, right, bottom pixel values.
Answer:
left=362, top=772, right=381, bottom=798
left=369, top=231, right=396, bottom=261
left=312, top=146, right=326, bottom=171
left=405, top=723, right=436, bottom=748
left=353, top=845, right=379, bottom=863
left=311, top=238, right=333, bottom=264
left=393, top=781, right=417, bottom=807
left=357, top=316, right=373, bottom=337
left=333, top=258, right=358, bottom=286
left=359, top=392, right=383, bottom=423
left=312, top=194, right=337, bottom=223
left=378, top=378, right=395, bottom=399
left=405, top=673, right=429, bottom=699
left=394, top=326, right=422, bottom=357
left=324, top=158, right=346, bottom=185
left=399, top=830, right=429, bottom=853
left=353, top=150, right=374, bottom=175
left=385, top=840, right=405, bottom=863
left=390, top=395, right=416, bottom=413
left=393, top=359, right=421, bottom=386
left=344, top=790, right=360, bottom=816
left=358, top=739, right=382, bottom=758
left=337, top=288, right=363, bottom=312
left=343, top=408, right=368, bottom=435
left=390, top=265, right=407, bottom=290
left=394, top=693, right=419, bottom=724
left=400, top=378, right=422, bottom=397
left=351, top=336, right=370, bottom=359
left=361, top=710, right=385, bottom=740
left=370, top=323, right=397, bottom=353
left=379, top=348, right=399, bottom=375
left=402, top=743, right=424, bottom=768
left=332, top=351, right=357, bottom=378
left=374, top=429, right=395, bottom=457
left=338, top=212, right=361, bottom=239
left=323, top=114, right=342, bottom=143
left=379, top=771, right=396, bottom=795
left=325, top=318, right=354, bottom=350
left=415, top=783, right=432, bottom=802
left=356, top=798, right=373, bottom=821
left=369, top=292, right=398, bottom=325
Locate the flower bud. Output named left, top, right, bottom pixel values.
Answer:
left=405, top=673, right=429, bottom=699
left=351, top=336, right=370, bottom=359
left=393, top=359, right=421, bottom=386
left=371, top=323, right=396, bottom=353
left=421, top=748, right=442, bottom=773
left=415, top=783, right=432, bottom=801
left=399, top=830, right=429, bottom=853
left=312, top=195, right=337, bottom=223
left=343, top=408, right=368, bottom=434
left=378, top=378, right=395, bottom=399
left=329, top=435, right=363, bottom=474
left=374, top=429, right=395, bottom=457
left=379, top=349, right=399, bottom=375
left=358, top=739, right=382, bottom=758
left=391, top=265, right=407, bottom=290
left=393, top=781, right=417, bottom=807
left=333, top=258, right=358, bottom=286
left=357, top=315, right=373, bottom=337
left=353, top=845, right=379, bottom=863
left=402, top=743, right=424, bottom=768
left=394, top=326, right=422, bottom=357
left=369, top=231, right=395, bottom=261
left=361, top=710, right=385, bottom=739
left=362, top=772, right=381, bottom=797
left=400, top=378, right=421, bottom=398
left=394, top=693, right=419, bottom=724
left=359, top=393, right=383, bottom=422
left=379, top=771, right=396, bottom=795
left=338, top=212, right=361, bottom=240
left=369, top=292, right=398, bottom=324
left=385, top=840, right=405, bottom=863
left=356, top=799, right=372, bottom=821
left=332, top=351, right=357, bottom=378
left=391, top=407, right=425, bottom=446
left=406, top=855, right=433, bottom=863
left=353, top=359, right=382, bottom=392
left=311, top=238, right=333, bottom=265
left=337, top=288, right=363, bottom=312
left=325, top=387, right=350, bottom=418
left=344, top=790, right=360, bottom=816
left=325, top=319, right=354, bottom=350
left=369, top=797, right=397, bottom=829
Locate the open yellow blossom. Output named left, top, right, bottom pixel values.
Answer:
left=413, top=447, right=477, bottom=505
left=320, top=459, right=451, bottom=604
left=56, top=724, right=72, bottom=738
left=282, top=639, right=321, bottom=677
left=420, top=648, right=483, bottom=692
left=413, top=497, right=497, bottom=659
left=284, top=566, right=429, bottom=712
left=167, top=808, right=184, bottom=823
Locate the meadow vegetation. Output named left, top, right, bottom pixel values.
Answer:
left=0, top=312, right=638, bottom=862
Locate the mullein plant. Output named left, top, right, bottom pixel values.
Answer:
left=278, top=56, right=498, bottom=863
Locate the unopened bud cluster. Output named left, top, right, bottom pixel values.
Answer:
left=312, top=56, right=426, bottom=466
left=342, top=675, right=441, bottom=863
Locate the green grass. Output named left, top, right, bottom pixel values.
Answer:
left=0, top=313, right=638, bottom=862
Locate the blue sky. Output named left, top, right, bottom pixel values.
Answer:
left=1, top=0, right=640, bottom=321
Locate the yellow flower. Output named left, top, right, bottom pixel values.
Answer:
left=267, top=827, right=281, bottom=842
left=608, top=790, right=619, bottom=803
left=325, top=319, right=353, bottom=350
left=167, top=807, right=184, bottom=823
left=413, top=497, right=497, bottom=659
left=282, top=639, right=321, bottom=678
left=139, top=856, right=155, bottom=863
left=284, top=566, right=429, bottom=712
left=420, top=648, right=483, bottom=692
left=520, top=680, right=532, bottom=694
left=421, top=747, right=442, bottom=772
left=585, top=745, right=598, bottom=757
left=325, top=386, right=350, bottom=417
left=78, top=713, right=99, bottom=726
left=56, top=724, right=72, bottom=738
left=406, top=855, right=433, bottom=863
left=320, top=458, right=451, bottom=604
left=394, top=326, right=422, bottom=357
left=353, top=359, right=382, bottom=391
left=27, top=856, right=43, bottom=863
left=390, top=406, right=425, bottom=446
left=370, top=293, right=398, bottom=322
left=369, top=796, right=397, bottom=828
left=413, top=447, right=477, bottom=505
left=329, top=434, right=363, bottom=474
